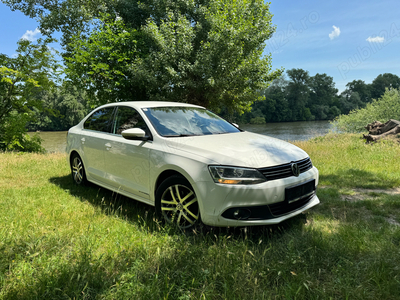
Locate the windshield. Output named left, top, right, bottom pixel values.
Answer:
left=142, top=107, right=240, bottom=137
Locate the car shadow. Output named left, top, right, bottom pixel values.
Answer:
left=48, top=174, right=308, bottom=240
left=49, top=174, right=162, bottom=232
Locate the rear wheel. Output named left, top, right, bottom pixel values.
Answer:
left=70, top=153, right=87, bottom=185
left=155, top=175, right=200, bottom=230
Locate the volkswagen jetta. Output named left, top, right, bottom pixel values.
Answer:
left=66, top=101, right=319, bottom=229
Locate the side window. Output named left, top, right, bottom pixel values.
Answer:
left=84, top=107, right=114, bottom=132
left=113, top=106, right=151, bottom=137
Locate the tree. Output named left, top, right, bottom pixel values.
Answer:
left=2, top=0, right=114, bottom=46
left=64, top=15, right=147, bottom=107
left=4, top=0, right=282, bottom=113
left=261, top=76, right=289, bottom=122
left=370, top=73, right=400, bottom=100
left=27, top=83, right=88, bottom=131
left=339, top=91, right=363, bottom=115
left=343, top=79, right=371, bottom=104
left=67, top=0, right=281, bottom=113
left=286, top=68, right=310, bottom=121
left=0, top=38, right=59, bottom=151
left=308, top=73, right=338, bottom=120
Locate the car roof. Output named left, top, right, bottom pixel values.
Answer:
left=98, top=101, right=205, bottom=110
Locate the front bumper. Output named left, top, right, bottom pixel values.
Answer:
left=195, top=166, right=320, bottom=227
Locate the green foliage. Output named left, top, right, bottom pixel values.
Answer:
left=342, top=79, right=371, bottom=109
left=0, top=111, right=45, bottom=152
left=249, top=116, right=266, bottom=124
left=234, top=69, right=340, bottom=123
left=0, top=38, right=59, bottom=151
left=233, top=70, right=399, bottom=125
left=2, top=0, right=114, bottom=46
left=333, top=88, right=400, bottom=133
left=370, top=73, right=400, bottom=100
left=65, top=14, right=146, bottom=107
left=65, top=0, right=282, bottom=113
left=27, top=84, right=88, bottom=131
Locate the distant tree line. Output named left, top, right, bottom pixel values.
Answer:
left=26, top=69, right=400, bottom=131
left=227, top=69, right=400, bottom=124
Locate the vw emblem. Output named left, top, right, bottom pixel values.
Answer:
left=291, top=163, right=300, bottom=177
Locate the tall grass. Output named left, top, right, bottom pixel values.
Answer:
left=1, top=134, right=400, bottom=299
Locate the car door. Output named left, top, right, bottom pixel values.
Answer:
left=103, top=106, right=152, bottom=201
left=81, top=107, right=115, bottom=182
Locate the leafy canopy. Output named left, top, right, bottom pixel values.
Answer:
left=4, top=0, right=282, bottom=113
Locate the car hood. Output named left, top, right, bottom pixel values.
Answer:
left=163, top=131, right=309, bottom=168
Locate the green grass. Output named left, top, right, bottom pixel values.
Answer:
left=1, top=134, right=400, bottom=299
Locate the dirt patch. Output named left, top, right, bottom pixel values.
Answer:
left=386, top=216, right=400, bottom=227
left=341, top=188, right=400, bottom=202
left=353, top=188, right=400, bottom=195
left=318, top=186, right=400, bottom=202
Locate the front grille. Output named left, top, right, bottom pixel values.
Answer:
left=258, top=157, right=312, bottom=181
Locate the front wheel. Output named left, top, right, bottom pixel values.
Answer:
left=155, top=175, right=200, bottom=230
left=70, top=153, right=87, bottom=185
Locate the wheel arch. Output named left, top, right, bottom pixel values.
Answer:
left=155, top=169, right=187, bottom=196
left=154, top=168, right=205, bottom=217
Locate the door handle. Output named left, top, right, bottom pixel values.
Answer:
left=105, top=143, right=112, bottom=148
left=81, top=138, right=85, bottom=143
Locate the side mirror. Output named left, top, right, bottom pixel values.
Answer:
left=121, top=128, right=148, bottom=140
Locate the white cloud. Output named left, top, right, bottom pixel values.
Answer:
left=366, top=36, right=385, bottom=43
left=21, top=28, right=41, bottom=41
left=329, top=25, right=341, bottom=40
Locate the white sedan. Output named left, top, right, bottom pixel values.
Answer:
left=66, top=101, right=319, bottom=229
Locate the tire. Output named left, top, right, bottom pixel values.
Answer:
left=155, top=175, right=200, bottom=230
left=70, top=153, right=87, bottom=185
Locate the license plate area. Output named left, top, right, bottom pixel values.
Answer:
left=285, top=179, right=315, bottom=204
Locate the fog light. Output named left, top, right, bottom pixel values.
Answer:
left=232, top=208, right=251, bottom=220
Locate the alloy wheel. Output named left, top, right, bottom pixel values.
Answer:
left=160, top=183, right=199, bottom=229
left=72, top=156, right=84, bottom=184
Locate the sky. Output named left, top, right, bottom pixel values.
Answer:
left=267, top=0, right=400, bottom=92
left=1, top=0, right=399, bottom=93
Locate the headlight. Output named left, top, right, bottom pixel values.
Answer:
left=208, top=166, right=266, bottom=185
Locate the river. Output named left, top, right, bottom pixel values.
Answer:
left=30, top=120, right=332, bottom=153
left=240, top=120, right=332, bottom=142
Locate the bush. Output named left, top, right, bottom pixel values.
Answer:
left=249, top=116, right=266, bottom=124
left=0, top=111, right=45, bottom=153
left=332, top=88, right=400, bottom=132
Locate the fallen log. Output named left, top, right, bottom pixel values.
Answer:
left=363, top=119, right=400, bottom=142
left=364, top=119, right=400, bottom=135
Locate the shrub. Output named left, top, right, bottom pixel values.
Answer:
left=0, top=111, right=45, bottom=153
left=332, top=88, right=400, bottom=132
left=249, top=116, right=266, bottom=124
